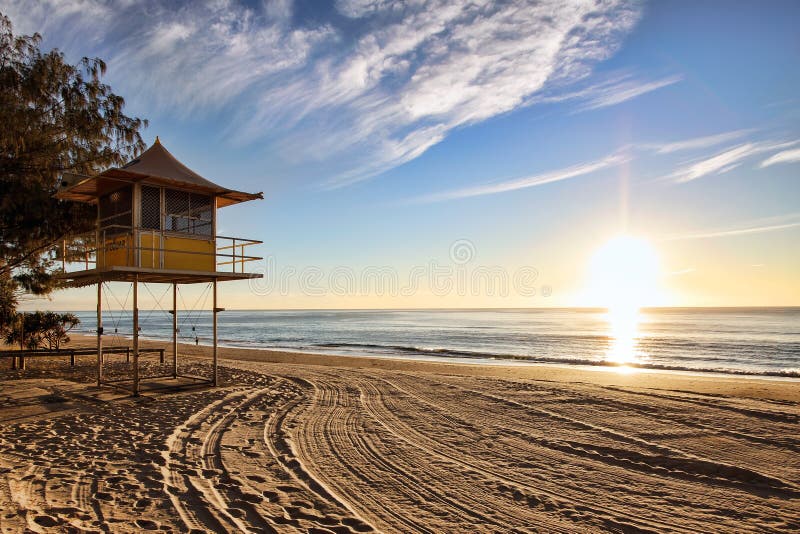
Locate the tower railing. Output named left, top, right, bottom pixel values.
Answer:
left=60, top=225, right=263, bottom=274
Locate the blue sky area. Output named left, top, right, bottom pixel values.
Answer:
left=4, top=0, right=799, bottom=309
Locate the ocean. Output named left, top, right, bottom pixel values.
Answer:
left=72, top=307, right=800, bottom=378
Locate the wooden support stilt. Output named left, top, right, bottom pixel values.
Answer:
left=133, top=275, right=139, bottom=396
left=172, top=282, right=178, bottom=378
left=97, top=282, right=103, bottom=386
left=212, top=279, right=218, bottom=387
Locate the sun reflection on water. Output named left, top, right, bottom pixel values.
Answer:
left=605, top=305, right=643, bottom=370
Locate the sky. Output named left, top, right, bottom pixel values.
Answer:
left=4, top=0, right=799, bottom=310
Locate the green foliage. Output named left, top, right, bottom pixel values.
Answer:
left=0, top=277, right=15, bottom=330
left=5, top=311, right=80, bottom=350
left=0, top=12, right=147, bottom=332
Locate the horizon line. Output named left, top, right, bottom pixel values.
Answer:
left=33, top=305, right=800, bottom=313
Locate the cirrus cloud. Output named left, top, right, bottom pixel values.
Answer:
left=662, top=213, right=800, bottom=241
left=760, top=148, right=800, bottom=168
left=667, top=140, right=800, bottom=183
left=1, top=0, right=646, bottom=187
left=412, top=150, right=629, bottom=203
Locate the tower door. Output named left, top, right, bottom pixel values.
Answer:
left=138, top=230, right=163, bottom=269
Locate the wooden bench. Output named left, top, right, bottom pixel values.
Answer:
left=0, top=347, right=166, bottom=369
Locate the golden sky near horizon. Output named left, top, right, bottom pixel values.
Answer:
left=24, top=229, right=800, bottom=312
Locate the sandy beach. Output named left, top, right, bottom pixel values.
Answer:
left=1, top=336, right=798, bottom=533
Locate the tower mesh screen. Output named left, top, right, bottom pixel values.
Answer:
left=141, top=185, right=161, bottom=230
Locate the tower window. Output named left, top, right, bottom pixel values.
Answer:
left=98, top=185, right=132, bottom=235
left=164, top=188, right=213, bottom=236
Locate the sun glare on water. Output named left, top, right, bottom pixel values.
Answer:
left=586, top=235, right=661, bottom=368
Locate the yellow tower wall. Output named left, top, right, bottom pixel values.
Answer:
left=163, top=235, right=215, bottom=271
left=97, top=232, right=216, bottom=272
left=97, top=234, right=133, bottom=268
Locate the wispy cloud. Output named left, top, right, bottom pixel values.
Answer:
left=671, top=143, right=757, bottom=183
left=667, top=140, right=799, bottom=183
left=413, top=151, right=627, bottom=203
left=2, top=1, right=332, bottom=114
left=663, top=213, right=800, bottom=241
left=529, top=72, right=681, bottom=112
left=578, top=75, right=681, bottom=110
left=760, top=147, right=800, bottom=168
left=411, top=127, right=796, bottom=203
left=643, top=129, right=752, bottom=154
left=0, top=0, right=643, bottom=187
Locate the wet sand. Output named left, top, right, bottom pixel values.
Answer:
left=0, top=335, right=798, bottom=532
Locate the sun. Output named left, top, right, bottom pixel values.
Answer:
left=584, top=235, right=662, bottom=366
left=585, top=235, right=661, bottom=310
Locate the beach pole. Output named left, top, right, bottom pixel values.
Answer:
left=212, top=279, right=218, bottom=386
left=172, top=282, right=178, bottom=378
left=97, top=282, right=103, bottom=386
left=18, top=316, right=25, bottom=370
left=133, top=275, right=139, bottom=396
left=11, top=326, right=16, bottom=370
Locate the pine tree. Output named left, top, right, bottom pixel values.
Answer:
left=0, top=13, right=147, bottom=333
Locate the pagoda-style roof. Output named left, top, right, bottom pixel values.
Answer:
left=55, top=138, right=263, bottom=207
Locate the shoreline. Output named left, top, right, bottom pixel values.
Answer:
left=63, top=305, right=800, bottom=381
left=68, top=329, right=800, bottom=379
left=67, top=333, right=800, bottom=402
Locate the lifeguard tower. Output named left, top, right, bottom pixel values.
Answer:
left=56, top=137, right=263, bottom=395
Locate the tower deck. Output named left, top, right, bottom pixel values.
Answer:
left=59, top=266, right=262, bottom=287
